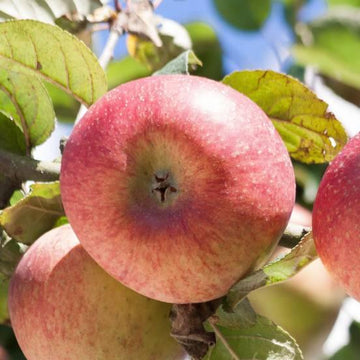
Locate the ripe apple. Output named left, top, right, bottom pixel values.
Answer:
left=313, top=132, right=360, bottom=301
left=8, top=224, right=184, bottom=360
left=60, top=74, right=296, bottom=303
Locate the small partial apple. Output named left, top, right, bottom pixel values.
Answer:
left=313, top=132, right=360, bottom=301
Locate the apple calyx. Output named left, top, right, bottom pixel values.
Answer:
left=152, top=171, right=178, bottom=204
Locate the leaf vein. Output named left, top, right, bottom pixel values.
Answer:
left=0, top=53, right=88, bottom=105
left=0, top=82, right=30, bottom=152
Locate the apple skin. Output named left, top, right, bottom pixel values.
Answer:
left=313, top=132, right=360, bottom=301
left=60, top=74, right=296, bottom=303
left=8, top=225, right=184, bottom=360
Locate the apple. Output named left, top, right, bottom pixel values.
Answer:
left=60, top=74, right=296, bottom=303
left=313, top=132, right=360, bottom=301
left=8, top=224, right=184, bottom=360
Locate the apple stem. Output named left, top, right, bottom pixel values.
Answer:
left=279, top=223, right=311, bottom=248
left=0, top=149, right=60, bottom=183
left=170, top=299, right=222, bottom=360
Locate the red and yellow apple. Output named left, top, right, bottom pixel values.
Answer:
left=313, top=132, right=360, bottom=301
left=8, top=224, right=184, bottom=360
left=60, top=74, right=296, bottom=303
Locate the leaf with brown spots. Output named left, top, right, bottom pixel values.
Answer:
left=0, top=20, right=107, bottom=107
left=223, top=70, right=348, bottom=163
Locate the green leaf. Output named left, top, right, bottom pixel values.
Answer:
left=0, top=182, right=64, bottom=245
left=293, top=10, right=360, bottom=90
left=0, top=65, right=55, bottom=149
left=223, top=70, right=348, bottom=163
left=0, top=113, right=26, bottom=154
left=0, top=0, right=103, bottom=23
left=225, top=232, right=317, bottom=311
left=0, top=236, right=24, bottom=278
left=327, top=0, right=360, bottom=7
left=205, top=314, right=303, bottom=360
left=215, top=298, right=257, bottom=329
left=154, top=50, right=202, bottom=76
left=213, top=0, right=271, bottom=31
left=107, top=57, right=151, bottom=90
left=45, top=82, right=80, bottom=123
left=0, top=276, right=9, bottom=324
left=8, top=190, right=24, bottom=206
left=282, top=0, right=309, bottom=27
left=0, top=233, right=25, bottom=324
left=328, top=322, right=360, bottom=360
left=0, top=20, right=107, bottom=107
left=185, top=22, right=223, bottom=80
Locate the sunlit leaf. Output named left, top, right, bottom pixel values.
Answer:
left=225, top=232, right=317, bottom=310
left=8, top=190, right=24, bottom=206
left=0, top=20, right=107, bottom=107
left=0, top=0, right=103, bottom=23
left=223, top=70, right=348, bottom=163
left=213, top=0, right=271, bottom=31
left=0, top=65, right=54, bottom=149
left=0, top=182, right=64, bottom=245
left=154, top=50, right=202, bottom=75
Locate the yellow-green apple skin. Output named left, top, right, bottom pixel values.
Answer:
left=313, top=132, right=360, bottom=301
left=60, top=74, right=296, bottom=304
left=8, top=225, right=184, bottom=360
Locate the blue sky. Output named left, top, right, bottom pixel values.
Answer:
left=104, top=0, right=327, bottom=74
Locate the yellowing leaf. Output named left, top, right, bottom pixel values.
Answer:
left=0, top=20, right=107, bottom=107
left=223, top=70, right=348, bottom=163
left=0, top=182, right=64, bottom=245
